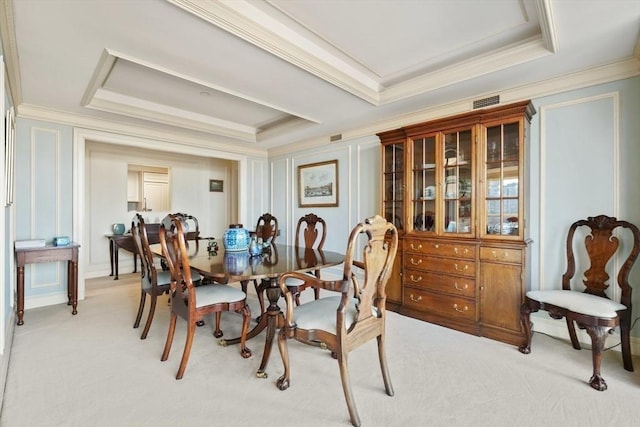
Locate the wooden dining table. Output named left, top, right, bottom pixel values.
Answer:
left=151, top=242, right=344, bottom=377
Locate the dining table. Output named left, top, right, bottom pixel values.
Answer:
left=151, top=241, right=344, bottom=378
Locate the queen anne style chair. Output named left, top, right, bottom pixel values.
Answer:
left=519, top=215, right=640, bottom=391
left=159, top=215, right=252, bottom=380
left=275, top=215, right=398, bottom=427
left=131, top=214, right=174, bottom=339
left=243, top=213, right=279, bottom=317
left=287, top=213, right=327, bottom=305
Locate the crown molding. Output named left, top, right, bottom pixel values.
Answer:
left=167, top=0, right=381, bottom=105
left=380, top=36, right=551, bottom=104
left=16, top=103, right=268, bottom=158
left=269, top=58, right=640, bottom=157
left=168, top=0, right=559, bottom=107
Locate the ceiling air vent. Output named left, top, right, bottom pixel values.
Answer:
left=473, top=95, right=500, bottom=109
left=330, top=133, right=342, bottom=142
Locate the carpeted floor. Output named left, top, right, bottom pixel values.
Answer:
left=1, top=273, right=639, bottom=426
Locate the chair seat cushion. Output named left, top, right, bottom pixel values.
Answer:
left=142, top=270, right=172, bottom=290
left=293, top=296, right=358, bottom=334
left=526, top=290, right=626, bottom=318
left=143, top=270, right=202, bottom=290
left=193, top=283, right=245, bottom=308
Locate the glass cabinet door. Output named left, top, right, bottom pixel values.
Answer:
left=383, top=143, right=404, bottom=231
left=411, top=135, right=437, bottom=232
left=442, top=129, right=473, bottom=235
left=483, top=121, right=521, bottom=237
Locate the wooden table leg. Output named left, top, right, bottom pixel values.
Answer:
left=67, top=260, right=78, bottom=315
left=16, top=265, right=25, bottom=325
left=219, top=277, right=284, bottom=378
left=256, top=281, right=285, bottom=378
left=109, top=239, right=115, bottom=277
left=114, top=245, right=119, bottom=280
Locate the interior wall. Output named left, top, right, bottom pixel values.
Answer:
left=269, top=135, right=380, bottom=255
left=84, top=141, right=237, bottom=278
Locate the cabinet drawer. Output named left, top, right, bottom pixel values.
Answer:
left=404, top=254, right=476, bottom=277
left=404, top=287, right=476, bottom=321
left=479, top=247, right=522, bottom=263
left=404, top=268, right=475, bottom=297
left=404, top=239, right=476, bottom=259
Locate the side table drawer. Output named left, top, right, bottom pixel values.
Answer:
left=404, top=288, right=476, bottom=321
left=404, top=268, right=475, bottom=297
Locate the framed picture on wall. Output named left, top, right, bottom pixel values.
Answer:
left=209, top=179, right=224, bottom=192
left=298, top=159, right=338, bottom=207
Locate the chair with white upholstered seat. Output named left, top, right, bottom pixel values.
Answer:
left=159, top=214, right=251, bottom=379
left=131, top=214, right=174, bottom=339
left=275, top=215, right=398, bottom=427
left=519, top=215, right=640, bottom=391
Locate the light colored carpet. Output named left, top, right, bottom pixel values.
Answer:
left=1, top=273, right=639, bottom=427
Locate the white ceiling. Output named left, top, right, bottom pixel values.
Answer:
left=2, top=0, right=639, bottom=155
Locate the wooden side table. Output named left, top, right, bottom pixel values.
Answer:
left=14, top=243, right=80, bottom=325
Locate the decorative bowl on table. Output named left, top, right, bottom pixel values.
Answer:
left=112, top=223, right=126, bottom=235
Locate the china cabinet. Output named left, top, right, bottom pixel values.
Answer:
left=378, top=101, right=535, bottom=345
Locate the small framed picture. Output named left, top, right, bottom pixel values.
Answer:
left=298, top=160, right=338, bottom=207
left=209, top=179, right=224, bottom=192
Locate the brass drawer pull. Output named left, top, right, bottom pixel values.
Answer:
left=491, top=250, right=509, bottom=259
left=453, top=247, right=469, bottom=255
left=433, top=244, right=439, bottom=249
left=453, top=304, right=468, bottom=313
left=409, top=294, right=422, bottom=302
left=409, top=274, right=423, bottom=282
left=410, top=258, right=423, bottom=266
left=454, top=263, right=469, bottom=272
left=410, top=243, right=423, bottom=250
left=453, top=282, right=468, bottom=291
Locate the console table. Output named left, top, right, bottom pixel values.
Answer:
left=14, top=243, right=80, bottom=325
left=108, top=223, right=160, bottom=279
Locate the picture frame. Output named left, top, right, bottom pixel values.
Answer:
left=298, top=159, right=338, bottom=207
left=5, top=107, right=15, bottom=206
left=209, top=179, right=223, bottom=192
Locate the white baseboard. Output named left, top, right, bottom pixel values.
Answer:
left=530, top=312, right=640, bottom=356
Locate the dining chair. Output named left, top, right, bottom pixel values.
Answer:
left=173, top=212, right=200, bottom=241
left=287, top=213, right=327, bottom=305
left=159, top=214, right=252, bottom=379
left=519, top=215, right=640, bottom=391
left=275, top=215, right=398, bottom=427
left=131, top=213, right=173, bottom=340
left=243, top=213, right=279, bottom=318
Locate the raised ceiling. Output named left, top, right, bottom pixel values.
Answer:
left=2, top=0, right=639, bottom=155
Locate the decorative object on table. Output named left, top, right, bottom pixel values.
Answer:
left=206, top=238, right=219, bottom=256
left=249, top=236, right=262, bottom=257
left=112, top=223, right=126, bottom=235
left=261, top=237, right=273, bottom=254
left=222, top=224, right=250, bottom=251
left=14, top=239, right=46, bottom=249
left=53, top=236, right=71, bottom=246
left=298, top=159, right=338, bottom=207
